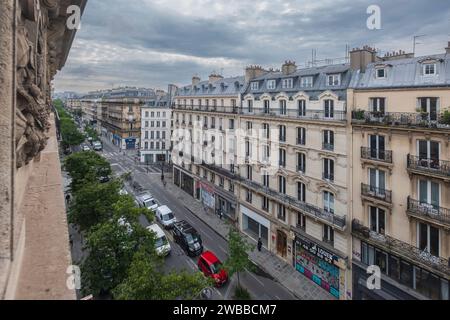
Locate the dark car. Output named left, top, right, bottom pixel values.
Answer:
left=172, top=221, right=203, bottom=257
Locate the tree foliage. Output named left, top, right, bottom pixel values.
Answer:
left=81, top=218, right=157, bottom=297
left=224, top=227, right=255, bottom=288
left=113, top=250, right=212, bottom=300
left=64, top=151, right=112, bottom=193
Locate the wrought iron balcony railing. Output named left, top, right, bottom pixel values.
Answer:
left=361, top=183, right=392, bottom=204
left=407, top=155, right=450, bottom=178
left=352, top=219, right=450, bottom=277
left=361, top=147, right=393, bottom=164
left=240, top=179, right=346, bottom=230
left=241, top=108, right=347, bottom=122
left=175, top=104, right=239, bottom=114
left=407, top=197, right=450, bottom=227
left=352, top=111, right=450, bottom=129
left=200, top=162, right=238, bottom=180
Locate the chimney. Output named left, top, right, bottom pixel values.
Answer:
left=282, top=60, right=297, bottom=75
left=245, top=65, right=268, bottom=83
left=192, top=75, right=200, bottom=86
left=446, top=42, right=450, bottom=54
left=350, top=45, right=378, bottom=72
left=208, top=73, right=223, bottom=83
left=382, top=50, right=414, bottom=62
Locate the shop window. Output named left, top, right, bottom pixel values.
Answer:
left=375, top=249, right=388, bottom=274
left=400, top=261, right=413, bottom=288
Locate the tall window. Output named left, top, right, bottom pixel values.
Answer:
left=370, top=206, right=386, bottom=235
left=369, top=168, right=386, bottom=195
left=279, top=125, right=286, bottom=142
left=229, top=119, right=235, bottom=130
left=323, top=158, right=335, bottom=181
left=323, top=130, right=334, bottom=151
left=297, top=212, right=306, bottom=230
left=278, top=204, right=286, bottom=221
left=267, top=80, right=276, bottom=90
left=262, top=196, right=270, bottom=212
left=279, top=149, right=286, bottom=168
left=297, top=127, right=306, bottom=145
left=298, top=182, right=306, bottom=202
left=279, top=176, right=287, bottom=194
left=419, top=179, right=440, bottom=209
left=323, top=191, right=335, bottom=214
left=246, top=189, right=253, bottom=203
left=263, top=100, right=270, bottom=114
left=418, top=223, right=439, bottom=256
left=282, top=78, right=293, bottom=89
left=370, top=98, right=386, bottom=114
left=262, top=123, right=270, bottom=139
left=301, top=76, right=313, bottom=88
left=297, top=153, right=306, bottom=173
left=245, top=140, right=251, bottom=158
left=263, top=172, right=270, bottom=188
left=324, top=100, right=334, bottom=119
left=418, top=97, right=439, bottom=121
left=279, top=100, right=287, bottom=115
left=246, top=165, right=252, bottom=180
left=369, top=135, right=386, bottom=160
left=418, top=140, right=439, bottom=162
left=298, top=100, right=306, bottom=116
left=247, top=100, right=254, bottom=113
left=323, top=225, right=334, bottom=244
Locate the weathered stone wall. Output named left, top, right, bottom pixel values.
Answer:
left=0, top=0, right=86, bottom=299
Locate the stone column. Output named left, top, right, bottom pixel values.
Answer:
left=0, top=0, right=16, bottom=299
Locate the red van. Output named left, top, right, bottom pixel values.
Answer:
left=198, top=251, right=228, bottom=287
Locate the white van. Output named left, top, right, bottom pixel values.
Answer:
left=136, top=192, right=159, bottom=211
left=156, top=205, right=177, bottom=229
left=147, top=224, right=171, bottom=256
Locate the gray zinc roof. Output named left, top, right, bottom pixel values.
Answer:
left=176, top=76, right=245, bottom=97
left=351, top=53, right=450, bottom=89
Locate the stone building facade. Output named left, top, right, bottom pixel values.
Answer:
left=0, top=0, right=86, bottom=299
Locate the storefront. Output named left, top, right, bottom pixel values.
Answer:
left=216, top=193, right=236, bottom=221
left=125, top=137, right=136, bottom=150
left=113, top=134, right=121, bottom=147
left=198, top=181, right=215, bottom=210
left=241, top=206, right=269, bottom=249
left=294, top=234, right=344, bottom=299
left=173, top=167, right=195, bottom=197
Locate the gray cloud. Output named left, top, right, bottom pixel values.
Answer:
left=54, top=0, right=450, bottom=93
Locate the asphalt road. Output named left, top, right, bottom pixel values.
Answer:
left=100, top=138, right=296, bottom=301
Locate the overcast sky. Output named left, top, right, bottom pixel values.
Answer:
left=54, top=0, right=450, bottom=93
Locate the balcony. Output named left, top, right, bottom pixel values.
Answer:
left=352, top=219, right=450, bottom=278
left=352, top=111, right=450, bottom=130
left=361, top=147, right=393, bottom=164
left=241, top=108, right=347, bottom=122
left=361, top=183, right=392, bottom=204
left=201, top=162, right=238, bottom=180
left=407, top=197, right=450, bottom=228
left=407, top=155, right=450, bottom=181
left=174, top=104, right=239, bottom=114
left=297, top=165, right=305, bottom=174
left=240, top=179, right=346, bottom=230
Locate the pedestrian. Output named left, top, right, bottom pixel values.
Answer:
left=65, top=193, right=71, bottom=205
left=257, top=238, right=263, bottom=252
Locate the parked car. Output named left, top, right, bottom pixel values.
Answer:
left=198, top=251, right=228, bottom=287
left=146, top=224, right=171, bottom=256
left=93, top=141, right=103, bottom=151
left=119, top=188, right=129, bottom=196
left=82, top=145, right=90, bottom=152
left=136, top=192, right=159, bottom=210
left=172, top=220, right=203, bottom=257
left=156, top=205, right=177, bottom=229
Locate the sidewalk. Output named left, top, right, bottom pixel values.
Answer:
left=146, top=173, right=335, bottom=300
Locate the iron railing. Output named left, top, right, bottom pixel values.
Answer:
left=240, top=179, right=346, bottom=229
left=361, top=183, right=392, bottom=204
left=352, top=111, right=450, bottom=129
left=407, top=197, right=450, bottom=226
left=352, top=219, right=450, bottom=277
left=175, top=104, right=239, bottom=114
left=361, top=147, right=393, bottom=163
left=407, top=155, right=450, bottom=178
left=241, top=109, right=347, bottom=121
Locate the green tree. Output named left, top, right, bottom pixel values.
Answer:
left=113, top=250, right=212, bottom=300
left=68, top=180, right=123, bottom=232
left=80, top=218, right=157, bottom=297
left=64, top=151, right=112, bottom=193
left=224, top=227, right=255, bottom=290
left=60, top=117, right=85, bottom=148
left=85, top=124, right=99, bottom=141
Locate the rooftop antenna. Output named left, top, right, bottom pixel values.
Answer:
left=413, top=34, right=426, bottom=56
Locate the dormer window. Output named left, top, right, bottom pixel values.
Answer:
left=301, top=76, right=313, bottom=88
left=327, top=74, right=341, bottom=86
left=376, top=68, right=386, bottom=79
left=251, top=82, right=259, bottom=91
left=281, top=78, right=293, bottom=89
left=267, top=80, right=276, bottom=90
left=423, top=63, right=436, bottom=76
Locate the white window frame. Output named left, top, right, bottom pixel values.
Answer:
left=370, top=206, right=386, bottom=234
left=417, top=223, right=440, bottom=256
left=327, top=74, right=341, bottom=86
left=281, top=78, right=293, bottom=89
left=323, top=191, right=335, bottom=214
left=423, top=63, right=437, bottom=76
left=267, top=80, right=276, bottom=90
left=301, top=76, right=313, bottom=88
left=251, top=82, right=259, bottom=91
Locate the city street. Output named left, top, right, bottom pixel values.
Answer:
left=99, top=137, right=296, bottom=300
